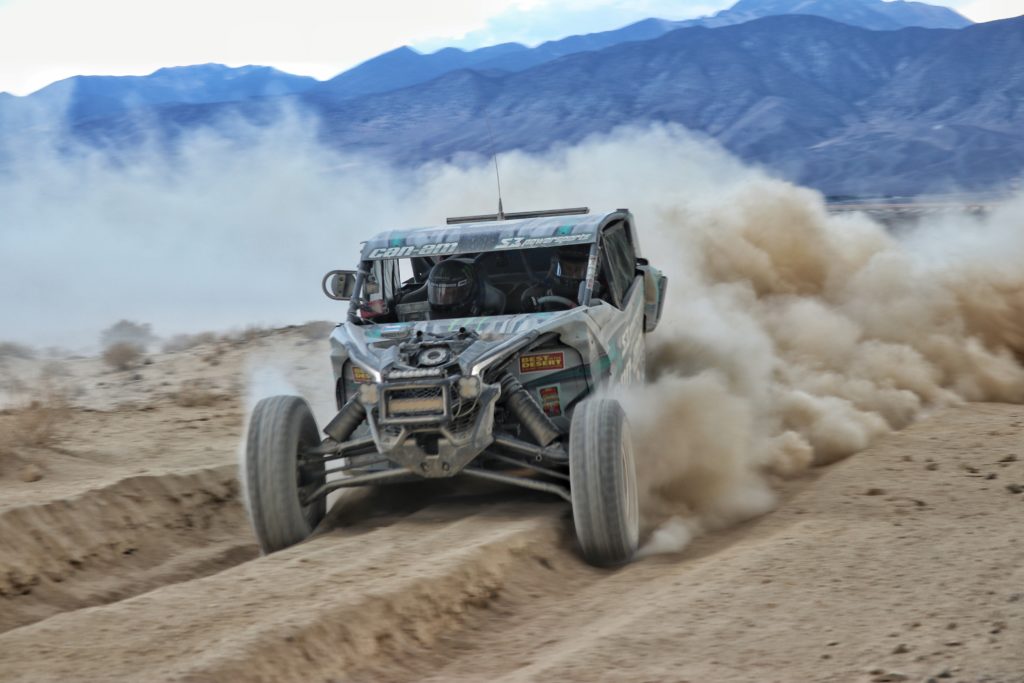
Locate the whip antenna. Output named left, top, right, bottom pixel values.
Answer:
left=483, top=114, right=505, bottom=220
left=449, top=115, right=592, bottom=225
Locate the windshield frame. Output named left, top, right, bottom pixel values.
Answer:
left=346, top=240, right=603, bottom=324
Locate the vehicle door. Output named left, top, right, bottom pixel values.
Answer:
left=584, top=220, right=645, bottom=387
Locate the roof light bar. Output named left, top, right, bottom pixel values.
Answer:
left=446, top=207, right=590, bottom=225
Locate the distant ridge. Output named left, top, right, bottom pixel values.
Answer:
left=1, top=64, right=317, bottom=122
left=315, top=0, right=972, bottom=101
left=691, top=0, right=971, bottom=30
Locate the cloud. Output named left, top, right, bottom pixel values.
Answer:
left=948, top=0, right=1024, bottom=22
left=417, top=0, right=729, bottom=50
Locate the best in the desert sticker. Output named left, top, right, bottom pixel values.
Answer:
left=519, top=352, right=565, bottom=373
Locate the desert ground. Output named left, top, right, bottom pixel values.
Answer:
left=0, top=327, right=1022, bottom=683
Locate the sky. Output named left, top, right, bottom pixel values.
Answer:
left=0, top=0, right=1021, bottom=95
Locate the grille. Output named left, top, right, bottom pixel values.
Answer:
left=384, top=385, right=445, bottom=418
left=449, top=409, right=477, bottom=435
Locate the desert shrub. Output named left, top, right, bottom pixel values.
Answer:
left=162, top=332, right=218, bottom=353
left=1, top=390, right=71, bottom=456
left=221, top=325, right=272, bottom=345
left=299, top=320, right=335, bottom=341
left=0, top=370, right=26, bottom=394
left=40, top=361, right=71, bottom=379
left=0, top=341, right=35, bottom=360
left=173, top=382, right=223, bottom=407
left=100, top=320, right=156, bottom=350
left=12, top=398, right=69, bottom=448
left=102, top=342, right=143, bottom=371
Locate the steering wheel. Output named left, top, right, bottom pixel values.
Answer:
left=535, top=295, right=577, bottom=311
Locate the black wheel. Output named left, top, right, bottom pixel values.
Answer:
left=568, top=397, right=639, bottom=566
left=244, top=395, right=326, bottom=554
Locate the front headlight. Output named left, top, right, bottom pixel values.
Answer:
left=458, top=376, right=481, bottom=399
left=359, top=383, right=380, bottom=404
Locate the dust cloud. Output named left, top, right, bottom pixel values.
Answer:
left=0, top=109, right=421, bottom=349
left=2, top=116, right=1022, bottom=552
left=621, top=159, right=1024, bottom=554
left=448, top=124, right=1022, bottom=552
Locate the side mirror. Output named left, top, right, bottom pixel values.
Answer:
left=322, top=270, right=358, bottom=301
left=636, top=264, right=667, bottom=333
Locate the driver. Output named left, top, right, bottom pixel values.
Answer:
left=549, top=246, right=590, bottom=301
left=520, top=246, right=594, bottom=311
left=427, top=258, right=504, bottom=318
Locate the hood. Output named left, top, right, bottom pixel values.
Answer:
left=331, top=310, right=587, bottom=380
left=361, top=311, right=571, bottom=342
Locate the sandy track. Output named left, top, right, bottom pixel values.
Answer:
left=1, top=403, right=1022, bottom=682
left=0, top=464, right=255, bottom=633
left=0, top=492, right=569, bottom=683
left=408, top=404, right=1024, bottom=683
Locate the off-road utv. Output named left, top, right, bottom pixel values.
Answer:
left=244, top=207, right=667, bottom=566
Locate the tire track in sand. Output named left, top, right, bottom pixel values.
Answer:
left=0, top=465, right=256, bottom=633
left=0, top=496, right=571, bottom=683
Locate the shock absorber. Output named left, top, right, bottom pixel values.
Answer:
left=499, top=373, right=561, bottom=447
left=323, top=396, right=367, bottom=442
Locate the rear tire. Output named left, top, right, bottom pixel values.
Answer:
left=244, top=395, right=326, bottom=554
left=568, top=397, right=639, bottom=566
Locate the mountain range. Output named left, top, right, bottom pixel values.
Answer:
left=1, top=0, right=972, bottom=108
left=304, top=14, right=1024, bottom=196
left=195, top=0, right=975, bottom=103
left=5, top=64, right=317, bottom=125
left=1, top=0, right=1020, bottom=196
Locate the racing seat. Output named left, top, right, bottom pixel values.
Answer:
left=481, top=279, right=506, bottom=316
left=400, top=282, right=429, bottom=303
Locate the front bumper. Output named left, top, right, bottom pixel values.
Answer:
left=361, top=376, right=501, bottom=478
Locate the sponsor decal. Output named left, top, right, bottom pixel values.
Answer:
left=519, top=352, right=565, bottom=374
left=351, top=366, right=373, bottom=383
left=496, top=233, right=593, bottom=249
left=539, top=386, right=562, bottom=417
left=367, top=242, right=458, bottom=259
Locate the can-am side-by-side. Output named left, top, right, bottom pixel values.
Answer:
left=243, top=207, right=667, bottom=566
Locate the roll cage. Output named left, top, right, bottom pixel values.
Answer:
left=346, top=210, right=641, bottom=324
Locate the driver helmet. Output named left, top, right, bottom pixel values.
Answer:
left=551, top=246, right=590, bottom=284
left=427, top=258, right=480, bottom=316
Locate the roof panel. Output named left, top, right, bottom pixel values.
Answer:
left=360, top=211, right=617, bottom=260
